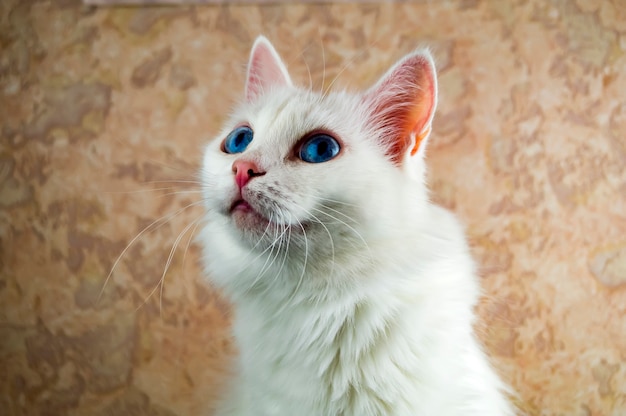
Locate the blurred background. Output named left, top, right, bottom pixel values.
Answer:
left=1, top=0, right=625, bottom=414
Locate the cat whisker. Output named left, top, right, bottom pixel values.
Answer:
left=275, top=218, right=292, bottom=287
left=245, top=213, right=292, bottom=292
left=317, top=203, right=360, bottom=226
left=290, top=202, right=336, bottom=280
left=303, top=48, right=313, bottom=92
left=250, top=214, right=281, bottom=287
left=289, top=193, right=362, bottom=221
left=99, top=199, right=204, bottom=304
left=137, top=156, right=199, bottom=176
left=262, top=209, right=296, bottom=296
left=287, top=40, right=317, bottom=91
left=104, top=189, right=202, bottom=209
left=261, top=217, right=289, bottom=294
left=233, top=219, right=277, bottom=282
left=135, top=215, right=202, bottom=315
left=310, top=206, right=372, bottom=260
left=180, top=218, right=202, bottom=288
left=104, top=187, right=187, bottom=195
left=140, top=179, right=203, bottom=186
left=243, top=214, right=276, bottom=258
left=322, top=35, right=385, bottom=100
left=284, top=192, right=359, bottom=210
left=158, top=216, right=202, bottom=314
left=149, top=178, right=202, bottom=183
left=319, top=26, right=326, bottom=97
left=285, top=217, right=308, bottom=307
left=316, top=196, right=359, bottom=208
left=158, top=190, right=204, bottom=199
left=104, top=180, right=202, bottom=195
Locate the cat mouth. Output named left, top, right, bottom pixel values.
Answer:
left=230, top=199, right=254, bottom=213
left=228, top=197, right=309, bottom=237
left=229, top=198, right=271, bottom=230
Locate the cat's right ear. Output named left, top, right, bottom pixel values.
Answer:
left=245, top=36, right=293, bottom=102
left=362, top=49, right=437, bottom=166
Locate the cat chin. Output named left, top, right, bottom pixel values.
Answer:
left=228, top=203, right=299, bottom=241
left=230, top=205, right=271, bottom=233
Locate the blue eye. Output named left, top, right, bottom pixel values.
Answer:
left=223, top=126, right=253, bottom=154
left=299, top=134, right=341, bottom=163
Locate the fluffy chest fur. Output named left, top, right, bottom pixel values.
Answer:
left=199, top=37, right=512, bottom=415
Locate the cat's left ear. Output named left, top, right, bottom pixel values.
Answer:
left=362, top=49, right=437, bottom=165
left=245, top=36, right=293, bottom=102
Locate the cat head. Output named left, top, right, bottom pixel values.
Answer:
left=201, top=36, right=437, bottom=298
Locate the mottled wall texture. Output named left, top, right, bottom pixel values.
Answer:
left=1, top=0, right=625, bottom=415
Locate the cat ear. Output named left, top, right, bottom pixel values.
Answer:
left=362, top=50, right=437, bottom=165
left=245, top=36, right=293, bottom=102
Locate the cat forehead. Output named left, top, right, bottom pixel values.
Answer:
left=235, top=87, right=363, bottom=143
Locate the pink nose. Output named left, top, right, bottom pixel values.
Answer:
left=232, top=159, right=265, bottom=189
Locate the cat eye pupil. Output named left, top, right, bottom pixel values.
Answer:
left=223, top=126, right=253, bottom=154
left=299, top=134, right=340, bottom=164
left=315, top=141, right=328, bottom=155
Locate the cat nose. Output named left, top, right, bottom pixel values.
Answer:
left=232, top=159, right=266, bottom=189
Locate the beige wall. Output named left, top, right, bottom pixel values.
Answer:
left=2, top=1, right=625, bottom=415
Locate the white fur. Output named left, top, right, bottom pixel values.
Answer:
left=200, top=37, right=513, bottom=416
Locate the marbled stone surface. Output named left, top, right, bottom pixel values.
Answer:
left=1, top=0, right=625, bottom=415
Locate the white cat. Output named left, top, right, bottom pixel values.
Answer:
left=199, top=36, right=513, bottom=416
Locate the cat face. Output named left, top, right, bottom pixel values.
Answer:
left=200, top=37, right=437, bottom=292
left=203, top=88, right=381, bottom=239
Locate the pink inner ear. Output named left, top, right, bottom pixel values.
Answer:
left=363, top=53, right=437, bottom=164
left=245, top=38, right=291, bottom=102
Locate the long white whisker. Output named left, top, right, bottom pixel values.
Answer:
left=216, top=209, right=275, bottom=286
left=322, top=34, right=385, bottom=99
left=160, top=217, right=201, bottom=313
left=262, top=208, right=293, bottom=295
left=141, top=179, right=203, bottom=186
left=320, top=27, right=326, bottom=96
left=245, top=214, right=291, bottom=292
left=104, top=187, right=200, bottom=195
left=139, top=158, right=195, bottom=174
left=98, top=199, right=204, bottom=303
left=252, top=215, right=280, bottom=283
left=275, top=219, right=291, bottom=286
left=303, top=49, right=313, bottom=92
left=317, top=203, right=360, bottom=225
left=180, top=219, right=202, bottom=292
left=134, top=217, right=201, bottom=315
left=158, top=190, right=204, bottom=199
left=263, top=218, right=286, bottom=292
left=311, top=206, right=372, bottom=259
left=248, top=212, right=279, bottom=255
left=243, top=214, right=274, bottom=257
left=291, top=202, right=335, bottom=279
left=316, top=196, right=359, bottom=208
left=285, top=218, right=308, bottom=307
